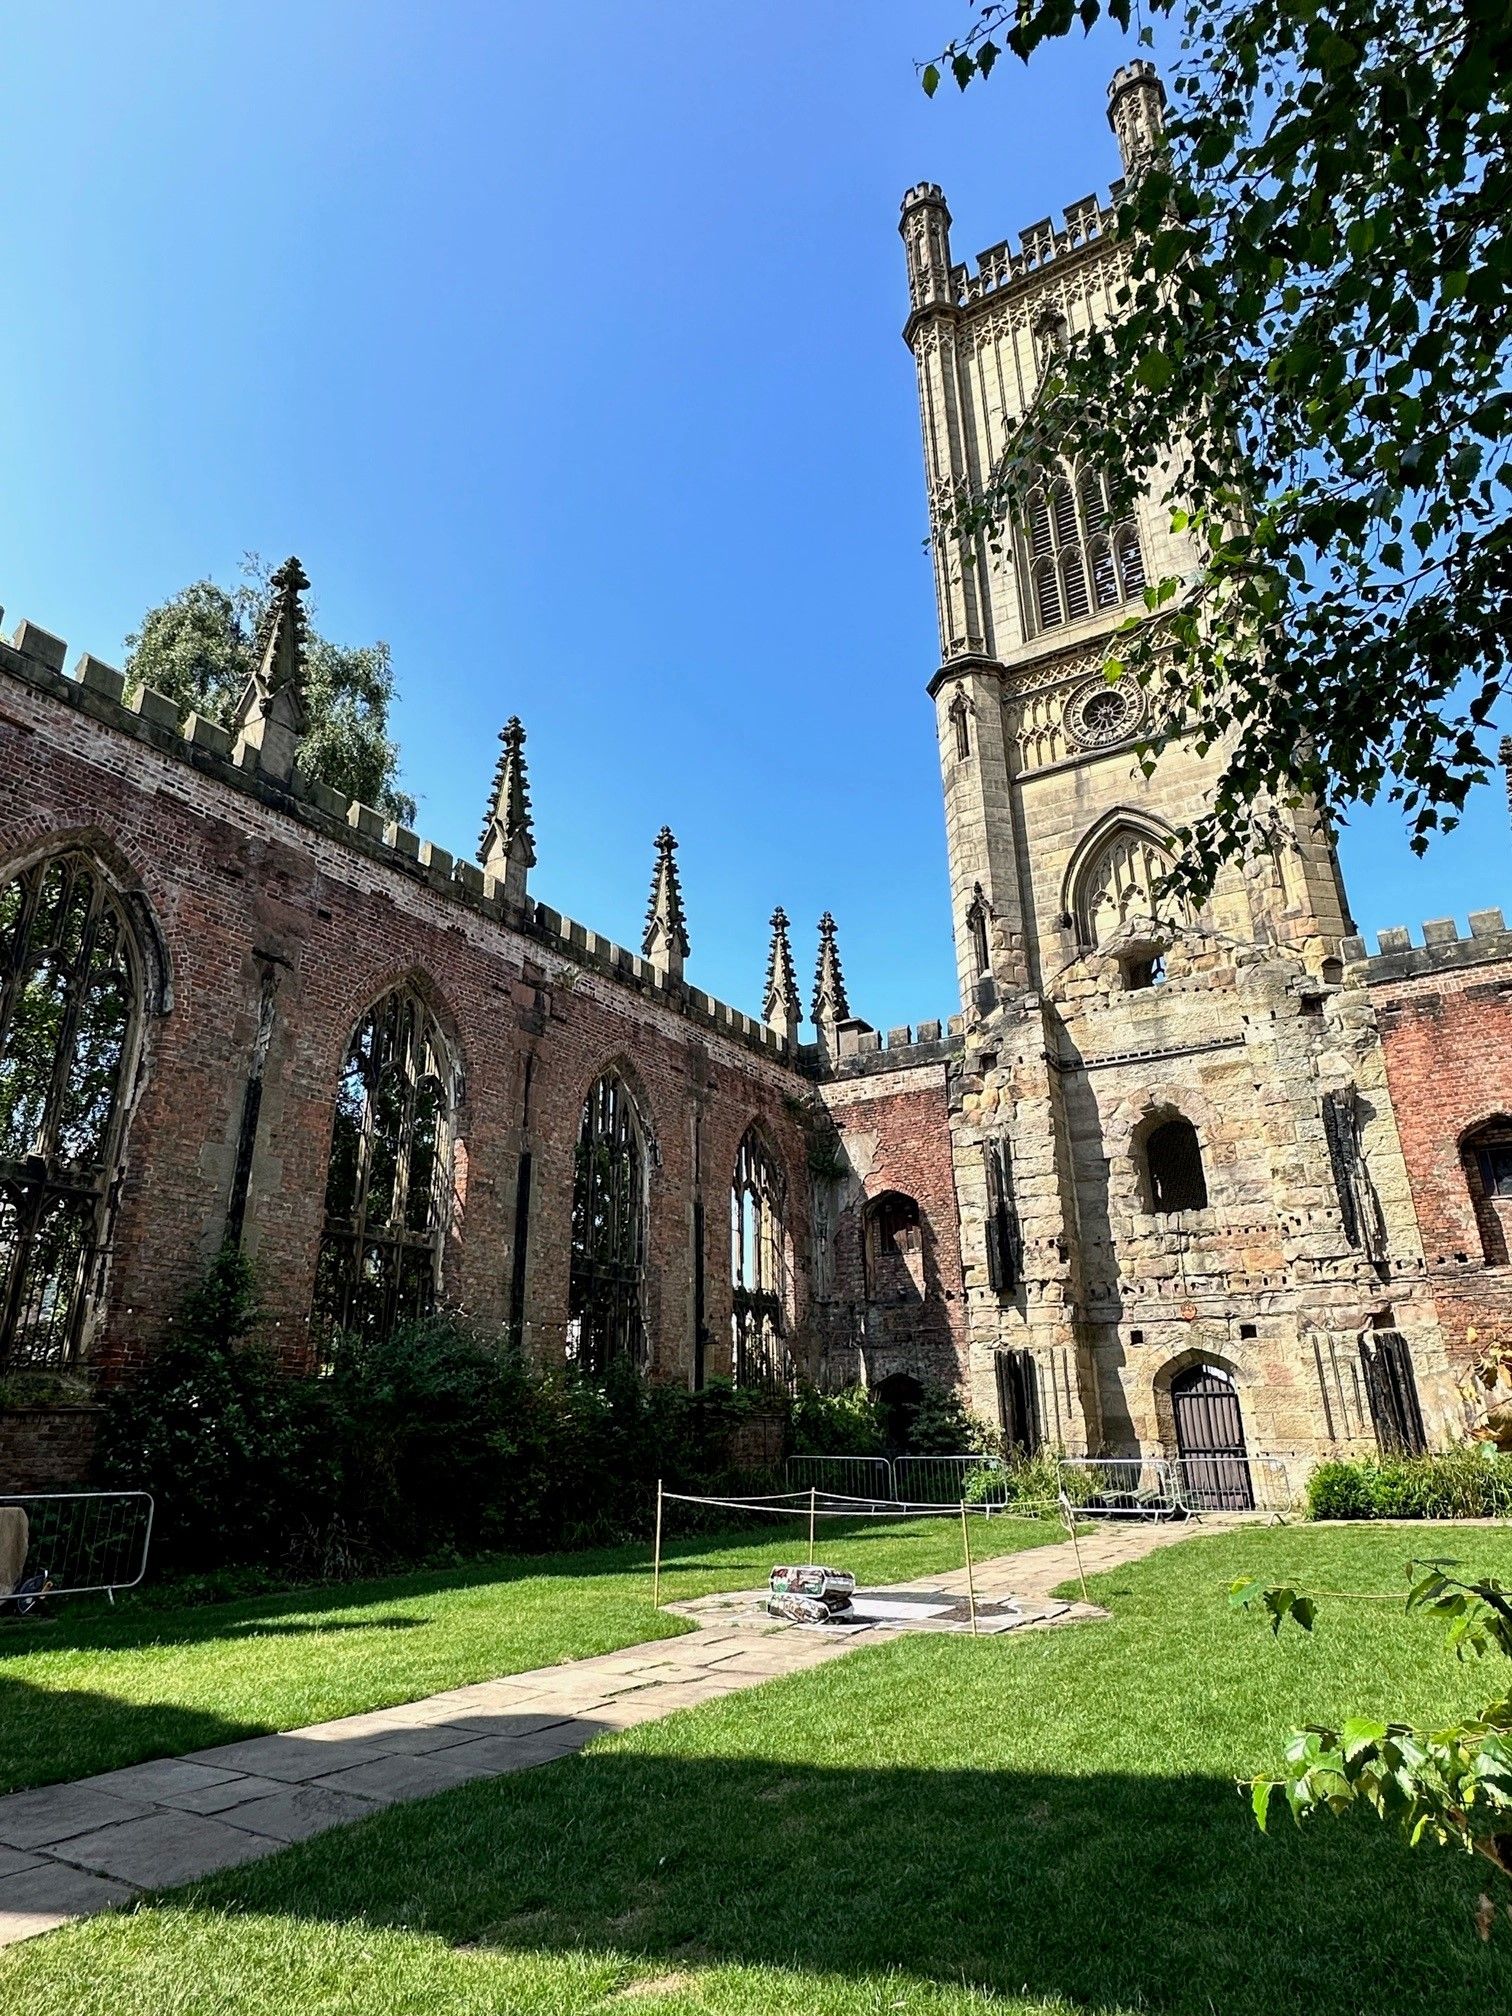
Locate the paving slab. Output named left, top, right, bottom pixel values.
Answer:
left=309, top=1749, right=504, bottom=1807
left=0, top=1785, right=152, bottom=1852
left=81, top=1759, right=246, bottom=1804
left=215, top=1784, right=380, bottom=1844
left=59, top=1809, right=282, bottom=1887
left=183, top=1733, right=393, bottom=1783
left=0, top=1847, right=44, bottom=1880
left=158, top=1773, right=287, bottom=1815
left=0, top=1861, right=138, bottom=1941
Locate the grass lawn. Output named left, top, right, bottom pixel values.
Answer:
left=6, top=1523, right=1512, bottom=2015
left=0, top=1513, right=1058, bottom=1793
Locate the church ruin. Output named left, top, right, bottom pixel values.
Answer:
left=3, top=65, right=1510, bottom=1494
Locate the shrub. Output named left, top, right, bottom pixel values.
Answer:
left=98, top=1256, right=796, bottom=1579
left=790, top=1385, right=886, bottom=1457
left=96, top=1246, right=335, bottom=1572
left=905, top=1384, right=994, bottom=1455
left=1306, top=1446, right=1512, bottom=1521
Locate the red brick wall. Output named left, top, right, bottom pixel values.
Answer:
left=822, top=1069, right=969, bottom=1390
left=0, top=1408, right=101, bottom=1490
left=0, top=667, right=816, bottom=1388
left=1373, top=955, right=1512, bottom=1370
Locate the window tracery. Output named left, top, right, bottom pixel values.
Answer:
left=1073, top=823, right=1178, bottom=951
left=0, top=852, right=140, bottom=1369
left=731, top=1126, right=791, bottom=1390
left=568, top=1069, right=647, bottom=1375
left=312, top=985, right=452, bottom=1354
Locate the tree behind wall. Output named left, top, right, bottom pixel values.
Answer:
left=125, top=556, right=415, bottom=823
left=927, top=0, right=1512, bottom=899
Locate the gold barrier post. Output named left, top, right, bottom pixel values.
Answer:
left=653, top=1477, right=664, bottom=1610
left=961, top=1501, right=979, bottom=1638
left=1060, top=1489, right=1090, bottom=1603
left=808, top=1485, right=817, bottom=1566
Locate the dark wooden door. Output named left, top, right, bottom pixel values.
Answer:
left=1171, top=1364, right=1253, bottom=1510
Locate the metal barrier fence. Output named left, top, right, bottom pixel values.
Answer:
left=784, top=1454, right=1011, bottom=1509
left=784, top=1456, right=895, bottom=1503
left=1060, top=1454, right=1307, bottom=1519
left=1171, top=1453, right=1303, bottom=1516
left=786, top=1451, right=1309, bottom=1521
left=893, top=1454, right=1006, bottom=1505
left=0, top=1491, right=155, bottom=1604
left=1058, top=1457, right=1183, bottom=1519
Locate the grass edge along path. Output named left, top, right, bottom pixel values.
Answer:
left=0, top=1513, right=1061, bottom=1794
left=3, top=1523, right=1510, bottom=2016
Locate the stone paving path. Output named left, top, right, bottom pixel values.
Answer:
left=0, top=1516, right=1207, bottom=1948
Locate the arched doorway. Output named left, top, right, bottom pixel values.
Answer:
left=875, top=1372, right=924, bottom=1454
left=1170, top=1362, right=1253, bottom=1510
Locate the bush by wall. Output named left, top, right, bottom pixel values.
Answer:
left=98, top=1251, right=1008, bottom=1579
left=1307, top=1447, right=1512, bottom=1521
left=98, top=1250, right=781, bottom=1577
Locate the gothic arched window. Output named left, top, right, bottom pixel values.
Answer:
left=312, top=985, right=453, bottom=1354
left=568, top=1069, right=647, bottom=1374
left=0, top=852, right=141, bottom=1369
left=1145, top=1117, right=1208, bottom=1214
left=1019, top=463, right=1149, bottom=637
left=1072, top=822, right=1179, bottom=951
left=731, top=1126, right=792, bottom=1390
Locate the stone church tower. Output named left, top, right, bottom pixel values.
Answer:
left=899, top=62, right=1453, bottom=1467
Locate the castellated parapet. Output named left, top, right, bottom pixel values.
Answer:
left=0, top=614, right=785, bottom=1062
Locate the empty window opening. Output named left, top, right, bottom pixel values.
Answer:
left=1145, top=1117, right=1208, bottom=1214
left=313, top=985, right=452, bottom=1357
left=1123, top=950, right=1166, bottom=991
left=732, top=1127, right=791, bottom=1391
left=863, top=1191, right=924, bottom=1305
left=0, top=852, right=141, bottom=1369
left=568, top=1069, right=648, bottom=1375
left=1462, top=1118, right=1512, bottom=1266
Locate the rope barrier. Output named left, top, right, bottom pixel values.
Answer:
left=659, top=1488, right=1064, bottom=1519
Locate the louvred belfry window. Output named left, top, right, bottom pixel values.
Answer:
left=0, top=853, right=140, bottom=1369
left=731, top=1126, right=792, bottom=1390
left=1021, top=463, right=1147, bottom=637
left=312, top=986, right=452, bottom=1356
left=568, top=1069, right=647, bottom=1375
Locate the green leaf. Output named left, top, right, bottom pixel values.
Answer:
left=1135, top=349, right=1175, bottom=392
left=1251, top=1778, right=1277, bottom=1831
left=921, top=63, right=940, bottom=98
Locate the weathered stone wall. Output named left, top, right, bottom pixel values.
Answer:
left=899, top=66, right=1450, bottom=1472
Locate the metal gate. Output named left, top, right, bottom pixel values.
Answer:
left=1171, top=1364, right=1253, bottom=1511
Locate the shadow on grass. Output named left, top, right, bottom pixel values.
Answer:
left=0, top=1677, right=256, bottom=1794
left=0, top=1517, right=1045, bottom=1663
left=160, top=1744, right=1510, bottom=2013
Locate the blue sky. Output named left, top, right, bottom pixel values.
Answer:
left=5, top=2, right=1508, bottom=1036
